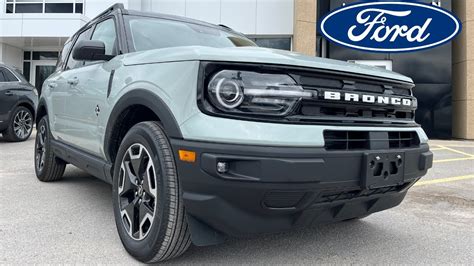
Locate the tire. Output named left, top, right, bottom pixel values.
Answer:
left=3, top=106, right=34, bottom=142
left=112, top=121, right=191, bottom=263
left=34, top=116, right=66, bottom=182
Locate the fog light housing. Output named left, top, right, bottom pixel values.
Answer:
left=216, top=162, right=229, bottom=173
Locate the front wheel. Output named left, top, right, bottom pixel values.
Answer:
left=112, top=121, right=190, bottom=263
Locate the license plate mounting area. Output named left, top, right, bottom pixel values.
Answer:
left=362, top=152, right=405, bottom=189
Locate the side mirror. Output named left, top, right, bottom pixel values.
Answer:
left=72, top=40, right=114, bottom=61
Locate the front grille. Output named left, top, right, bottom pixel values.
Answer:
left=287, top=71, right=416, bottom=126
left=324, top=130, right=420, bottom=151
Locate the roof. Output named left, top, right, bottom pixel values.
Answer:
left=83, top=3, right=241, bottom=36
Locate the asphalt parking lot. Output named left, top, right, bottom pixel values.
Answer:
left=1, top=132, right=473, bottom=264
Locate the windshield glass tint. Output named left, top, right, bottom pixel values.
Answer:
left=127, top=16, right=256, bottom=52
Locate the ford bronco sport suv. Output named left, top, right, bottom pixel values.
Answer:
left=35, top=4, right=433, bottom=263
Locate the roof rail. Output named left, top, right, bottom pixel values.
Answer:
left=218, top=24, right=233, bottom=30
left=94, top=3, right=125, bottom=20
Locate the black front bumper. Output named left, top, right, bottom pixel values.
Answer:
left=171, top=139, right=432, bottom=243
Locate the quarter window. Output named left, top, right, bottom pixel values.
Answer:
left=0, top=67, right=19, bottom=82
left=0, top=70, right=6, bottom=82
left=91, top=19, right=118, bottom=56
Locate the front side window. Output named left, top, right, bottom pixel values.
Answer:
left=126, top=16, right=256, bottom=52
left=66, top=27, right=92, bottom=70
left=91, top=19, right=118, bottom=56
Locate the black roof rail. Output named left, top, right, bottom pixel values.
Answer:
left=218, top=24, right=233, bottom=30
left=94, top=3, right=125, bottom=20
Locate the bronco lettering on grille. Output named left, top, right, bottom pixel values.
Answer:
left=323, top=91, right=412, bottom=107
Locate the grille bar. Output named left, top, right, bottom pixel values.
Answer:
left=324, top=130, right=420, bottom=151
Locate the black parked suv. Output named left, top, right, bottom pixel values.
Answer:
left=0, top=63, right=38, bottom=142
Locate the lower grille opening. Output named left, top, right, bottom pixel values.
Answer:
left=324, top=130, right=420, bottom=151
left=315, top=183, right=408, bottom=204
left=263, top=191, right=306, bottom=209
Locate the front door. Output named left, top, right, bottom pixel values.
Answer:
left=31, top=61, right=56, bottom=94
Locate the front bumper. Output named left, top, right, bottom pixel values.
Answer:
left=171, top=139, right=432, bottom=241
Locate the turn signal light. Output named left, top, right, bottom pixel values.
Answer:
left=179, top=150, right=196, bottom=163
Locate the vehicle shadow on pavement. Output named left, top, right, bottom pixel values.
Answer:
left=165, top=220, right=393, bottom=264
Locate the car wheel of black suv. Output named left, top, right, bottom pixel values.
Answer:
left=34, top=116, right=66, bottom=182
left=3, top=106, right=34, bottom=142
left=112, top=121, right=191, bottom=263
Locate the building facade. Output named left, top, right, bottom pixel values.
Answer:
left=0, top=0, right=472, bottom=139
left=0, top=0, right=294, bottom=91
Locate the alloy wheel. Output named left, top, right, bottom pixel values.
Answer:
left=118, top=143, right=158, bottom=240
left=35, top=123, right=46, bottom=172
left=13, top=110, right=32, bottom=139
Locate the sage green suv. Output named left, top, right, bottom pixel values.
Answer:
left=35, top=4, right=433, bottom=263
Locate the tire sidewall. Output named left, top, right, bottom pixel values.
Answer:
left=112, top=123, right=174, bottom=261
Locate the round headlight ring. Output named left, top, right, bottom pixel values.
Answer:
left=215, top=78, right=244, bottom=109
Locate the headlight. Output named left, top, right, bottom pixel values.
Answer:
left=207, top=70, right=313, bottom=116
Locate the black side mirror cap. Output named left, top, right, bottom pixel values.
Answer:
left=72, top=40, right=114, bottom=61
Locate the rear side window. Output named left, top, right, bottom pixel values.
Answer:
left=57, top=40, right=73, bottom=70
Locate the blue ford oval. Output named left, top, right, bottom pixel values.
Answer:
left=320, top=2, right=462, bottom=53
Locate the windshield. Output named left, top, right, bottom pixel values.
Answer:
left=126, top=16, right=257, bottom=52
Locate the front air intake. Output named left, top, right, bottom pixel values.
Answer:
left=324, top=131, right=420, bottom=151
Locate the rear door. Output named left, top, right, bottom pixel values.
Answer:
left=60, top=18, right=119, bottom=156
left=0, top=67, right=20, bottom=126
left=43, top=37, right=78, bottom=140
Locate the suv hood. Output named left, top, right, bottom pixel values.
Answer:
left=122, top=46, right=413, bottom=83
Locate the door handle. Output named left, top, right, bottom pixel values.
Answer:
left=4, top=90, right=13, bottom=96
left=67, top=77, right=79, bottom=86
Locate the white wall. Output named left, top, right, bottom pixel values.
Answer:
left=84, top=0, right=130, bottom=19
left=0, top=43, right=23, bottom=70
left=145, top=0, right=294, bottom=35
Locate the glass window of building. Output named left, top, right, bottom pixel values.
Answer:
left=249, top=37, right=292, bottom=51
left=6, top=0, right=84, bottom=14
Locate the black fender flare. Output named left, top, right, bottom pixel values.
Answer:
left=35, top=98, right=48, bottom=124
left=104, top=89, right=183, bottom=162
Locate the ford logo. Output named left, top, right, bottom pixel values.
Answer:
left=320, top=1, right=462, bottom=53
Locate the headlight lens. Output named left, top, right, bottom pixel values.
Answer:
left=207, top=70, right=313, bottom=116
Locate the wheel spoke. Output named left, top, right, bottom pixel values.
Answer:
left=119, top=162, right=138, bottom=196
left=143, top=160, right=157, bottom=197
left=129, top=146, right=146, bottom=177
left=138, top=203, right=153, bottom=238
left=122, top=199, right=138, bottom=235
